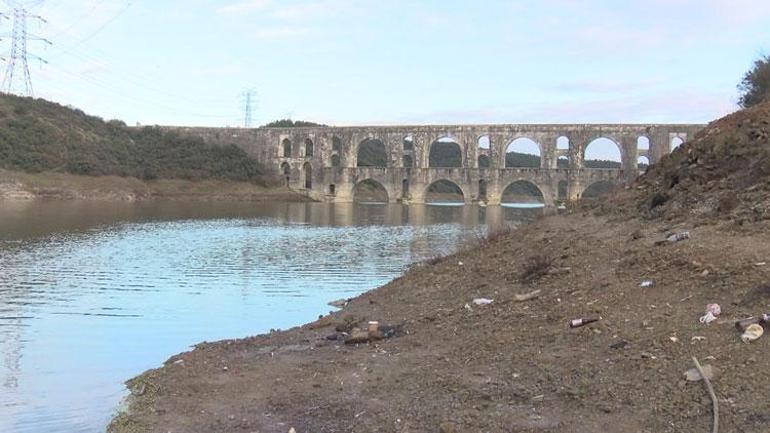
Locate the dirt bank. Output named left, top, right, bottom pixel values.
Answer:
left=107, top=210, right=770, bottom=433
left=0, top=170, right=310, bottom=202
left=108, top=103, right=770, bottom=433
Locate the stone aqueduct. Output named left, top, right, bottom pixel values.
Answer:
left=175, top=123, right=704, bottom=206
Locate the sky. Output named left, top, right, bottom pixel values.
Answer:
left=4, top=0, right=770, bottom=127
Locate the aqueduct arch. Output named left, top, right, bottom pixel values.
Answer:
left=170, top=123, right=705, bottom=207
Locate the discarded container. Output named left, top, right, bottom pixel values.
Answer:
left=667, top=231, right=691, bottom=243
left=735, top=314, right=770, bottom=332
left=473, top=298, right=494, bottom=306
left=699, top=303, right=721, bottom=324
left=569, top=317, right=601, bottom=328
left=741, top=323, right=764, bottom=343
left=640, top=280, right=655, bottom=288
left=367, top=321, right=380, bottom=334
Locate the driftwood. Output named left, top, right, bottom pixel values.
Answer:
left=692, top=356, right=719, bottom=433
left=514, top=289, right=541, bottom=302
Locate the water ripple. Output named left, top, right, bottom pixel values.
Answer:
left=0, top=201, right=540, bottom=433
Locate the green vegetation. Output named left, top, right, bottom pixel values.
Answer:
left=357, top=138, right=622, bottom=169
left=739, top=55, right=770, bottom=108
left=262, top=119, right=327, bottom=128
left=0, top=94, right=266, bottom=183
left=585, top=159, right=621, bottom=169
left=505, top=152, right=540, bottom=168
left=357, top=139, right=388, bottom=167
left=429, top=142, right=463, bottom=167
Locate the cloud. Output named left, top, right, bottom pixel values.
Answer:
left=217, top=0, right=272, bottom=16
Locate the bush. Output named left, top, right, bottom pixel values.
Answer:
left=739, top=55, right=770, bottom=108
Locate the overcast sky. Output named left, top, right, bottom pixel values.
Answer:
left=9, top=0, right=770, bottom=126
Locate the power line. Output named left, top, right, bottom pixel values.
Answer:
left=1, top=0, right=52, bottom=96
left=241, top=89, right=257, bottom=128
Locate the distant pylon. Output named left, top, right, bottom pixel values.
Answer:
left=241, top=89, right=257, bottom=128
left=1, top=1, right=51, bottom=96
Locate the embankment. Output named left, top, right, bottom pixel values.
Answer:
left=0, top=170, right=310, bottom=202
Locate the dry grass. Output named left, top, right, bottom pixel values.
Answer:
left=519, top=254, right=555, bottom=283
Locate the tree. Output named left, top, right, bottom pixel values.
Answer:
left=738, top=55, right=770, bottom=108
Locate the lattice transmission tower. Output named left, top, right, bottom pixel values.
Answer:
left=0, top=0, right=51, bottom=96
left=241, top=89, right=257, bottom=128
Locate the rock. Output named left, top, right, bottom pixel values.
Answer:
left=328, top=298, right=350, bottom=309
left=684, top=364, right=717, bottom=381
left=610, top=340, right=629, bottom=350
left=439, top=421, right=458, bottom=433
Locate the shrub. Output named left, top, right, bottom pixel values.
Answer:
left=739, top=55, right=770, bottom=108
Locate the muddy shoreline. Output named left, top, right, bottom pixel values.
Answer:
left=0, top=170, right=310, bottom=202
left=107, top=210, right=770, bottom=433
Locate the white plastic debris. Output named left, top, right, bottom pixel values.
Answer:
left=472, top=298, right=494, bottom=306
left=741, top=324, right=764, bottom=343
left=699, top=303, right=721, bottom=324
left=667, top=231, right=691, bottom=243
left=640, top=280, right=655, bottom=288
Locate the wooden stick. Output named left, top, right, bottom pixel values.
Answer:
left=692, top=356, right=719, bottom=433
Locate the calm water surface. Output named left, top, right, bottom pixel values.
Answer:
left=0, top=200, right=541, bottom=433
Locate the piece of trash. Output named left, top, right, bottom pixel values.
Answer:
left=684, top=364, right=716, bottom=382
left=735, top=314, right=770, bottom=332
left=640, top=280, right=655, bottom=288
left=289, top=428, right=297, bottom=433
left=458, top=261, right=464, bottom=266
left=669, top=336, right=679, bottom=343
left=756, top=262, right=766, bottom=266
left=569, top=317, right=601, bottom=328
left=667, top=231, right=691, bottom=243
left=514, top=289, right=541, bottom=302
left=610, top=340, right=629, bottom=350
left=367, top=321, right=380, bottom=335
left=464, top=303, right=472, bottom=311
left=473, top=298, right=494, bottom=306
left=741, top=324, right=764, bottom=343
left=345, top=330, right=373, bottom=345
left=344, top=323, right=402, bottom=345
left=691, top=336, right=707, bottom=342
left=699, top=303, right=721, bottom=324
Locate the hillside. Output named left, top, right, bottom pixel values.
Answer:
left=0, top=94, right=266, bottom=183
left=623, top=100, right=770, bottom=225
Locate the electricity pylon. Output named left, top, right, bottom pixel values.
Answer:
left=241, top=89, right=257, bottom=128
left=1, top=0, right=51, bottom=96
